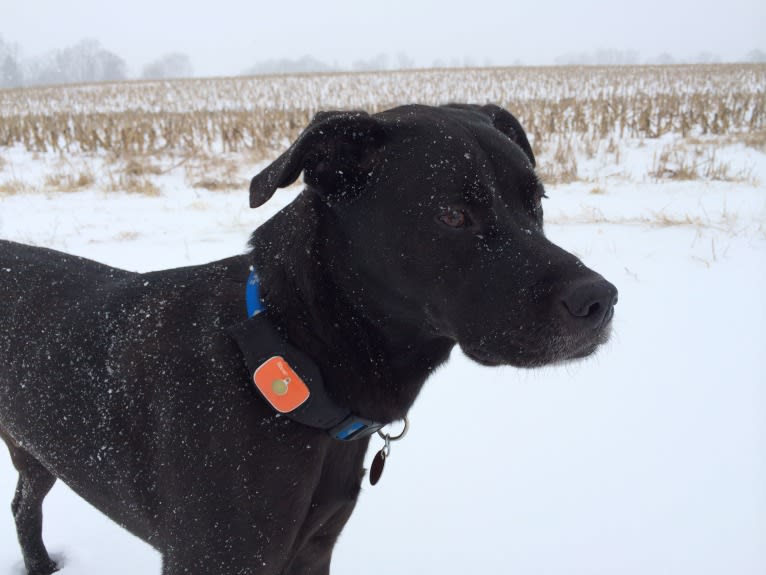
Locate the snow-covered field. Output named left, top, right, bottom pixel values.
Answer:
left=0, top=135, right=764, bottom=575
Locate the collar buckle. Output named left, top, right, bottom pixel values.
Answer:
left=330, top=416, right=385, bottom=441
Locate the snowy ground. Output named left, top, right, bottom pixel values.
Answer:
left=0, top=141, right=764, bottom=574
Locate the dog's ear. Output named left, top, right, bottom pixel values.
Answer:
left=249, top=111, right=386, bottom=208
left=445, top=104, right=536, bottom=168
left=478, top=104, right=536, bottom=168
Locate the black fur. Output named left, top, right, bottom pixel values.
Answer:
left=0, top=104, right=616, bottom=574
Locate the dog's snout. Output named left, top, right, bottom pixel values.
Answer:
left=560, top=278, right=618, bottom=328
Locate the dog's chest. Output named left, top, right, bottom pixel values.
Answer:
left=288, top=438, right=369, bottom=555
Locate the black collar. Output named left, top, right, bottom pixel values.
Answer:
left=227, top=268, right=386, bottom=441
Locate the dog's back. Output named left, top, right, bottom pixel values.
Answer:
left=0, top=240, right=135, bottom=307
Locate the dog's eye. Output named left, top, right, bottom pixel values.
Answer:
left=438, top=208, right=468, bottom=228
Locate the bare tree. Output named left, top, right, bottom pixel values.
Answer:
left=0, top=36, right=23, bottom=88
left=243, top=56, right=335, bottom=76
left=396, top=52, right=415, bottom=69
left=32, top=39, right=126, bottom=86
left=352, top=53, right=389, bottom=72
left=142, top=53, right=194, bottom=79
left=556, top=49, right=640, bottom=66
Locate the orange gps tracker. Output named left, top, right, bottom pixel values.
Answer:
left=253, top=356, right=311, bottom=413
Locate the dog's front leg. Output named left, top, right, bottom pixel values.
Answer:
left=160, top=539, right=290, bottom=575
left=156, top=499, right=310, bottom=575
left=282, top=487, right=363, bottom=575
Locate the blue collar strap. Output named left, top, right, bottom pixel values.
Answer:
left=245, top=268, right=264, bottom=317
left=229, top=268, right=385, bottom=442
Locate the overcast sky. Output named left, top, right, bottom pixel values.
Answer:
left=3, top=0, right=765, bottom=75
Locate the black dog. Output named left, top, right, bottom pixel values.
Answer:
left=0, top=104, right=617, bottom=575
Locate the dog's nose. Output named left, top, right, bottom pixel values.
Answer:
left=560, top=277, right=618, bottom=328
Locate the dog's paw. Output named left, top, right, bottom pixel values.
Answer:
left=26, top=556, right=60, bottom=575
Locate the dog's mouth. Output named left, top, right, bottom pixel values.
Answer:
left=460, top=319, right=613, bottom=369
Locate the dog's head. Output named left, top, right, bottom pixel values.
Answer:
left=250, top=104, right=617, bottom=368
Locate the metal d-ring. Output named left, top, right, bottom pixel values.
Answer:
left=378, top=416, right=410, bottom=442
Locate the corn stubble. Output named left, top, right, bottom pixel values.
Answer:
left=0, top=64, right=763, bottom=187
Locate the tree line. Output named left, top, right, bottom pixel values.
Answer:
left=2, top=35, right=765, bottom=89
left=0, top=37, right=193, bottom=88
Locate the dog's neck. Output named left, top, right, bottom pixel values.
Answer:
left=249, top=191, right=454, bottom=423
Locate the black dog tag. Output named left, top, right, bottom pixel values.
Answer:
left=370, top=448, right=386, bottom=486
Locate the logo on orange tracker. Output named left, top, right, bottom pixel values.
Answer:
left=253, top=356, right=310, bottom=413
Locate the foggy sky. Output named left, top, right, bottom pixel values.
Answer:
left=3, top=0, right=764, bottom=76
